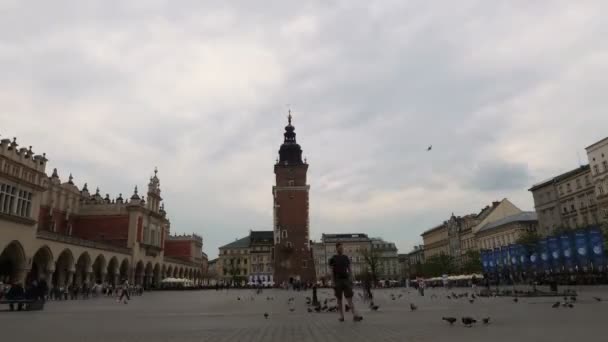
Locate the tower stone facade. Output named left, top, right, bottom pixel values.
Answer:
left=273, top=113, right=315, bottom=284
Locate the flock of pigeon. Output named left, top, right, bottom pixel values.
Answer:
left=234, top=289, right=605, bottom=328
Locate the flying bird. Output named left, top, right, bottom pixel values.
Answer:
left=443, top=317, right=457, bottom=325
left=593, top=297, right=602, bottom=302
left=427, top=145, right=432, bottom=151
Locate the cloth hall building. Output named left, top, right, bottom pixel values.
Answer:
left=0, top=135, right=207, bottom=289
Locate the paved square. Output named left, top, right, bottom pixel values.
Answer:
left=1, top=288, right=607, bottom=341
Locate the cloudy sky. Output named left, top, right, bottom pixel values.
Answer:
left=2, top=1, right=608, bottom=257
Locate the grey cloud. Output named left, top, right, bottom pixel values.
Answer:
left=469, top=160, right=531, bottom=192
left=1, top=1, right=607, bottom=254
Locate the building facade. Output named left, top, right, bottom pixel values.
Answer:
left=476, top=212, right=538, bottom=250
left=217, top=230, right=274, bottom=285
left=586, top=137, right=608, bottom=223
left=407, top=245, right=425, bottom=278
left=530, top=165, right=600, bottom=235
left=312, top=233, right=372, bottom=281
left=272, top=113, right=315, bottom=284
left=371, top=238, right=399, bottom=280
left=421, top=223, right=448, bottom=259
left=0, top=136, right=205, bottom=288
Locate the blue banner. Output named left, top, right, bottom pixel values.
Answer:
left=560, top=234, right=574, bottom=271
left=501, top=246, right=510, bottom=270
left=574, top=231, right=589, bottom=270
left=489, top=249, right=498, bottom=271
left=548, top=236, right=561, bottom=271
left=518, top=244, right=528, bottom=269
left=539, top=239, right=550, bottom=272
left=589, top=228, right=605, bottom=270
left=529, top=246, right=539, bottom=271
left=509, top=244, right=518, bottom=268
left=481, top=250, right=489, bottom=273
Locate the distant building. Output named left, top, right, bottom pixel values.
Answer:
left=529, top=165, right=599, bottom=235
left=217, top=230, right=274, bottom=284
left=586, top=137, right=608, bottom=223
left=407, top=245, right=425, bottom=278
left=476, top=212, right=538, bottom=250
left=371, top=238, right=399, bottom=280
left=421, top=223, right=448, bottom=259
left=312, top=233, right=372, bottom=281
left=398, top=253, right=409, bottom=280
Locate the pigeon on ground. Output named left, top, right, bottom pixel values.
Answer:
left=442, top=317, right=457, bottom=325
left=289, top=308, right=295, bottom=312
left=552, top=302, right=561, bottom=308
left=469, top=299, right=475, bottom=304
left=462, top=317, right=476, bottom=327
left=237, top=297, right=241, bottom=301
left=307, top=308, right=313, bottom=313
left=482, top=317, right=490, bottom=325
left=471, top=294, right=476, bottom=299
left=314, top=306, right=321, bottom=313
left=264, top=313, right=269, bottom=319
left=567, top=303, right=574, bottom=308
left=398, top=294, right=403, bottom=299
left=447, top=296, right=452, bottom=300
left=593, top=297, right=602, bottom=302
left=371, top=304, right=380, bottom=311
left=410, top=303, right=418, bottom=311
left=345, top=304, right=350, bottom=312
left=513, top=298, right=518, bottom=303
left=570, top=296, right=576, bottom=302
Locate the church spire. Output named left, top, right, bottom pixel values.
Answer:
left=278, top=111, right=303, bottom=165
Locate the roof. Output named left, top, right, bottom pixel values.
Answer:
left=322, top=233, right=370, bottom=242
left=476, top=211, right=538, bottom=234
left=586, top=136, right=608, bottom=151
left=529, top=165, right=590, bottom=191
left=421, top=223, right=446, bottom=236
left=250, top=230, right=273, bottom=244
left=219, top=235, right=250, bottom=249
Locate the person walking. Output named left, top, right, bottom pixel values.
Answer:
left=118, top=279, right=130, bottom=304
left=329, top=242, right=363, bottom=322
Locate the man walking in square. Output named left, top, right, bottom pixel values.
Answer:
left=329, top=242, right=363, bottom=322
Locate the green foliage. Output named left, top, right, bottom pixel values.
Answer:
left=460, top=250, right=482, bottom=274
left=516, top=230, right=541, bottom=251
left=419, top=254, right=455, bottom=277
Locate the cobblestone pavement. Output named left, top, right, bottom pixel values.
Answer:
left=1, top=287, right=607, bottom=342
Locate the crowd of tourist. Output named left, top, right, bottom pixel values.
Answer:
left=0, top=279, right=145, bottom=310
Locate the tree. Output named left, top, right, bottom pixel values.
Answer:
left=361, top=248, right=381, bottom=282
left=516, top=230, right=540, bottom=250
left=420, top=254, right=455, bottom=277
left=460, top=250, right=482, bottom=274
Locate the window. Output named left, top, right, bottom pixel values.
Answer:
left=594, top=165, right=600, bottom=175
left=0, top=183, right=16, bottom=214
left=288, top=180, right=295, bottom=186
left=282, top=230, right=288, bottom=238
left=286, top=242, right=292, bottom=248
left=576, top=179, right=581, bottom=189
left=14, top=189, right=32, bottom=218
left=585, top=175, right=591, bottom=185
left=567, top=183, right=571, bottom=192
left=599, top=186, right=605, bottom=195
left=244, top=259, right=247, bottom=265
left=302, top=260, right=307, bottom=268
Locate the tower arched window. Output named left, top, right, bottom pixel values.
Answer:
left=282, top=230, right=288, bottom=238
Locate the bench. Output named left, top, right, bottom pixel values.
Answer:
left=0, top=299, right=45, bottom=311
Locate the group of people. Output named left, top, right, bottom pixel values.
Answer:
left=0, top=279, right=141, bottom=310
